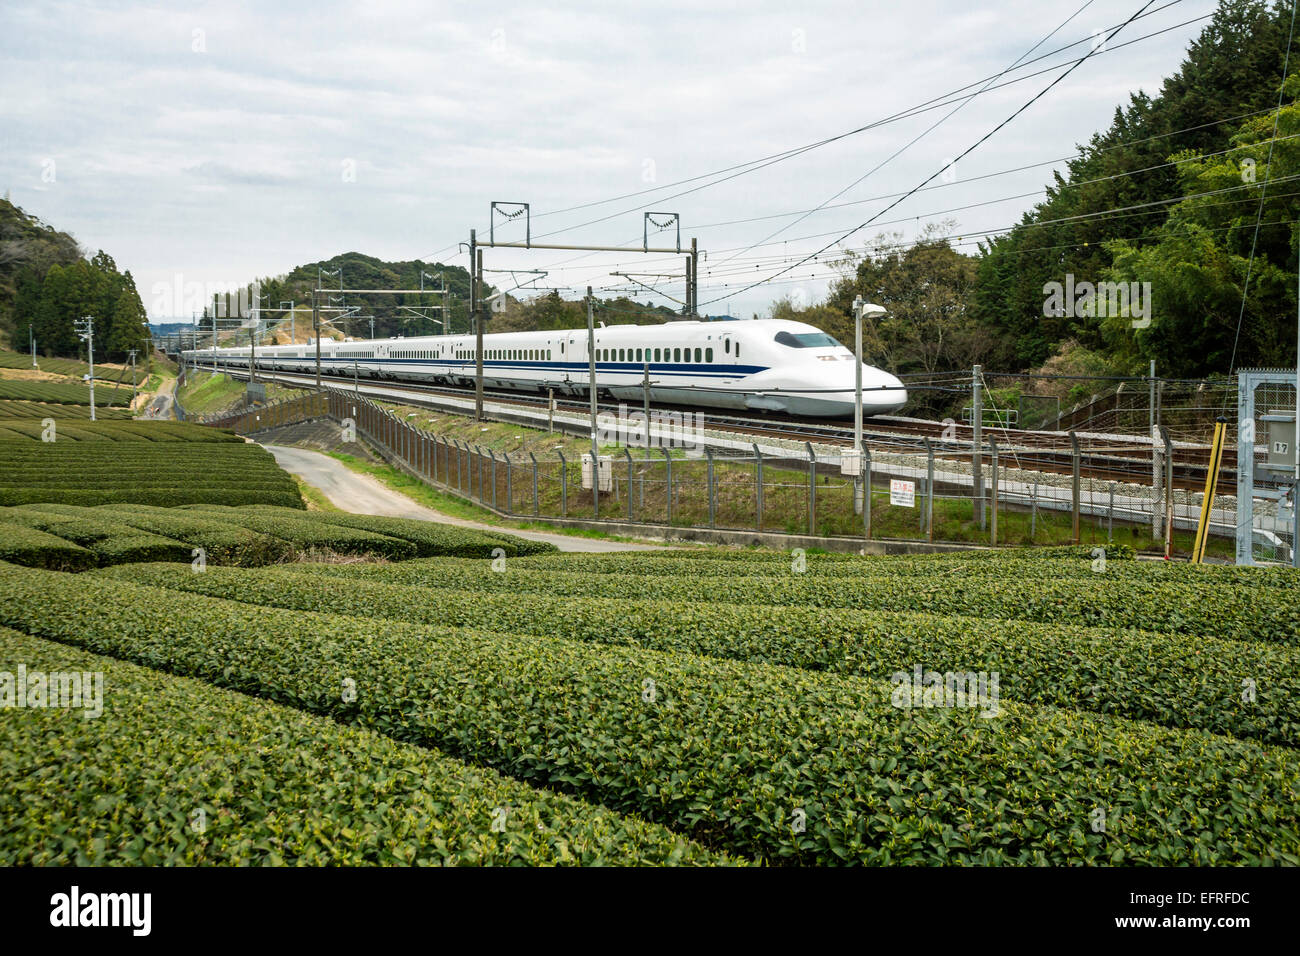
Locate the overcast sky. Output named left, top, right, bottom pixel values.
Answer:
left=0, top=0, right=1215, bottom=322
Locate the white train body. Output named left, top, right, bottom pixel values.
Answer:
left=182, top=318, right=907, bottom=418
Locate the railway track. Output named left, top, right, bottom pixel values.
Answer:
left=207, top=365, right=1232, bottom=494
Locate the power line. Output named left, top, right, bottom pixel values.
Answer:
left=696, top=0, right=1169, bottom=308
left=417, top=1, right=1204, bottom=263
left=716, top=0, right=1101, bottom=264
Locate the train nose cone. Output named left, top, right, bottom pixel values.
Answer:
left=872, top=370, right=908, bottom=412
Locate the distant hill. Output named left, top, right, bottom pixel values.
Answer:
left=0, top=198, right=82, bottom=344
left=0, top=198, right=149, bottom=363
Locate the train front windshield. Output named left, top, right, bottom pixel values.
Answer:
left=774, top=331, right=843, bottom=349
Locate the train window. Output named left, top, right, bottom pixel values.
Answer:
left=654, top=348, right=661, bottom=362
left=695, top=348, right=702, bottom=362
left=724, top=339, right=730, bottom=353
left=673, top=348, right=680, bottom=362
left=706, top=348, right=713, bottom=362
left=736, top=343, right=741, bottom=359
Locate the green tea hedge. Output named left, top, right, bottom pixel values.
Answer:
left=243, top=506, right=557, bottom=558
left=1, top=508, right=191, bottom=565
left=179, top=506, right=418, bottom=559
left=99, top=562, right=1300, bottom=748
left=0, top=521, right=96, bottom=571
left=307, top=559, right=1300, bottom=646
left=5, top=564, right=1297, bottom=865
left=89, top=504, right=294, bottom=566
left=0, top=627, right=725, bottom=866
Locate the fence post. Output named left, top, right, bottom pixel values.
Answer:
left=1070, top=431, right=1081, bottom=545
left=1161, top=425, right=1175, bottom=559
left=662, top=447, right=672, bottom=526
left=476, top=445, right=485, bottom=504
left=753, top=443, right=763, bottom=533
left=925, top=437, right=935, bottom=542
left=705, top=445, right=715, bottom=529
left=863, top=446, right=872, bottom=541
left=806, top=442, right=817, bottom=536
left=623, top=447, right=634, bottom=522
left=1108, top=484, right=1115, bottom=541
left=558, top=449, right=568, bottom=517
left=529, top=451, right=539, bottom=516
left=990, top=436, right=999, bottom=547
left=503, top=451, right=512, bottom=516
left=1031, top=479, right=1038, bottom=541
left=489, top=449, right=498, bottom=511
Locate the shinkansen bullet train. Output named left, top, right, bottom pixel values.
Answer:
left=183, top=318, right=908, bottom=418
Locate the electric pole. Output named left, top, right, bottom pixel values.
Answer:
left=312, top=288, right=321, bottom=388
left=972, top=364, right=984, bottom=528
left=75, top=316, right=95, bottom=422
left=587, top=286, right=599, bottom=514
left=128, top=349, right=138, bottom=410
left=471, top=242, right=485, bottom=421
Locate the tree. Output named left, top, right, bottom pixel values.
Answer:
left=1099, top=73, right=1300, bottom=375
left=970, top=0, right=1299, bottom=370
left=823, top=222, right=986, bottom=375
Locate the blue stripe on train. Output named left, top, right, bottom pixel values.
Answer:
left=266, top=358, right=769, bottom=377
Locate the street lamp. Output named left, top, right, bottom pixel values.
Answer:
left=852, top=296, right=887, bottom=521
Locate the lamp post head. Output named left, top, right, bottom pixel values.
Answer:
left=856, top=301, right=888, bottom=320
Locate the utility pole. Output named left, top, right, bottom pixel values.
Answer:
left=474, top=245, right=485, bottom=421
left=587, top=286, right=599, bottom=513
left=212, top=294, right=219, bottom=373
left=29, top=324, right=36, bottom=368
left=972, top=364, right=984, bottom=528
left=75, top=316, right=95, bottom=422
left=312, top=289, right=321, bottom=388
left=249, top=326, right=257, bottom=383
left=1150, top=359, right=1161, bottom=539
left=469, top=229, right=480, bottom=420
left=643, top=361, right=652, bottom=455
left=690, top=237, right=699, bottom=317
left=127, top=349, right=138, bottom=409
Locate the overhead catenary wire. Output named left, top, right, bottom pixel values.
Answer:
left=696, top=0, right=1175, bottom=308
left=417, top=1, right=1205, bottom=263
left=716, top=0, right=1101, bottom=265
left=522, top=98, right=1289, bottom=293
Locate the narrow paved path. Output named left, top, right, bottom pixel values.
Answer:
left=264, top=444, right=669, bottom=553
left=140, top=377, right=176, bottom=420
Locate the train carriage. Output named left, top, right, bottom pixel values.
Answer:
left=183, top=318, right=907, bottom=418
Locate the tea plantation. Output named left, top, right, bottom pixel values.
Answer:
left=0, top=421, right=303, bottom=507
left=1, top=539, right=1297, bottom=865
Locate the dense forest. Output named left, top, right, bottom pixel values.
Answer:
left=0, top=199, right=149, bottom=363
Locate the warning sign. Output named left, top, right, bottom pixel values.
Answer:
left=890, top=479, right=915, bottom=508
